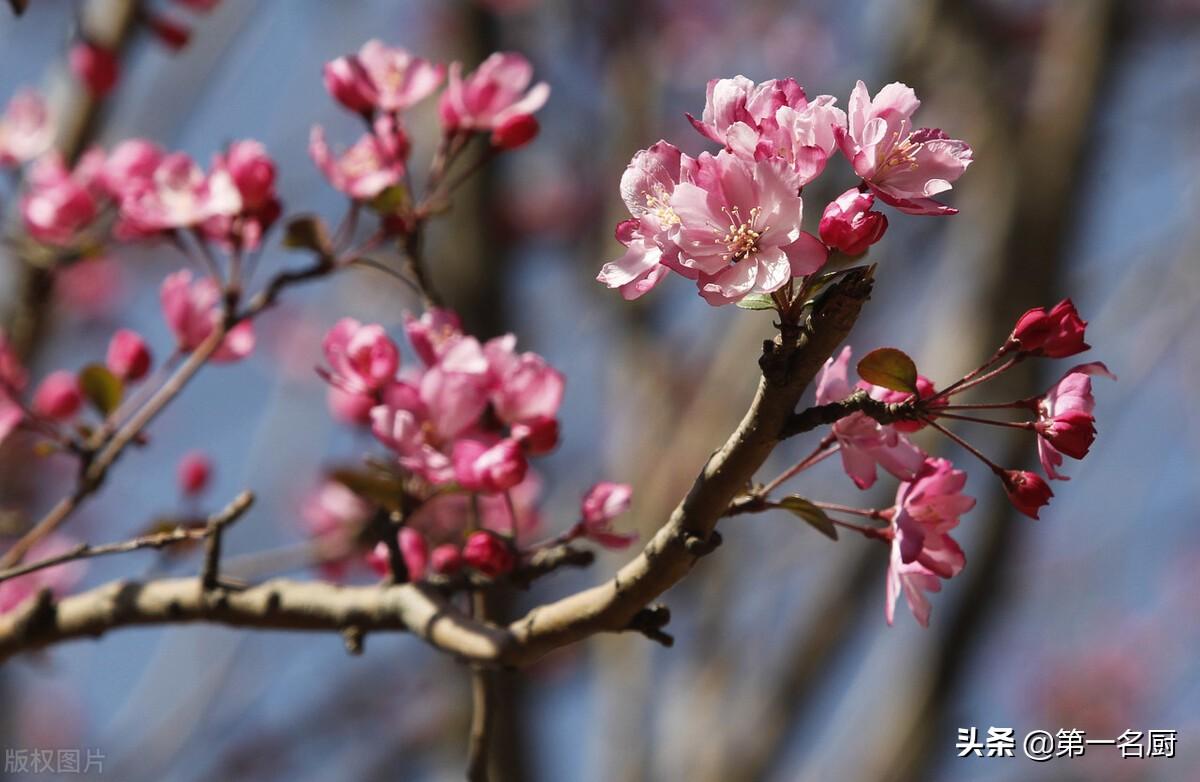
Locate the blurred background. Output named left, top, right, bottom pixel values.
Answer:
left=1, top=0, right=1198, bottom=780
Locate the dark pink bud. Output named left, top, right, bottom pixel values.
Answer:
left=32, top=371, right=82, bottom=420
left=106, top=328, right=152, bottom=382
left=323, top=56, right=378, bottom=114
left=491, top=114, right=539, bottom=150
left=178, top=451, right=212, bottom=496
left=1001, top=469, right=1053, bottom=520
left=452, top=438, right=528, bottom=493
left=146, top=14, right=191, bottom=51
left=819, top=188, right=888, bottom=256
left=430, top=544, right=463, bottom=575
left=462, top=531, right=514, bottom=578
left=511, top=415, right=559, bottom=455
left=224, top=140, right=276, bottom=209
left=1010, top=299, right=1089, bottom=358
left=68, top=42, right=120, bottom=97
left=1037, top=409, right=1096, bottom=460
left=398, top=527, right=428, bottom=582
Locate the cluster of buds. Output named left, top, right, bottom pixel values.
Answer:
left=597, top=77, right=971, bottom=304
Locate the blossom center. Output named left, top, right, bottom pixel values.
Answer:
left=720, top=205, right=763, bottom=262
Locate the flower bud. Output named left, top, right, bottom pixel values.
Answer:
left=819, top=188, right=888, bottom=256
left=1001, top=469, right=1053, bottom=520
left=224, top=140, right=276, bottom=209
left=452, top=438, right=528, bottom=493
left=462, top=531, right=515, bottom=578
left=430, top=544, right=463, bottom=575
left=511, top=415, right=559, bottom=455
left=178, top=451, right=212, bottom=496
left=106, top=329, right=152, bottom=382
left=145, top=14, right=191, bottom=51
left=323, top=56, right=378, bottom=114
left=68, top=42, right=120, bottom=97
left=1009, top=299, right=1089, bottom=358
left=398, top=527, right=428, bottom=582
left=1037, top=409, right=1096, bottom=460
left=32, top=371, right=82, bottom=420
left=491, top=114, right=539, bottom=150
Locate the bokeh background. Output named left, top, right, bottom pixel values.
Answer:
left=1, top=0, right=1199, bottom=780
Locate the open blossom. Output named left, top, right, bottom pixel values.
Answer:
left=886, top=458, right=971, bottom=627
left=159, top=270, right=255, bottom=362
left=322, top=319, right=400, bottom=395
left=100, top=139, right=163, bottom=200
left=302, top=480, right=372, bottom=580
left=0, top=535, right=85, bottom=615
left=309, top=115, right=408, bottom=200
left=0, top=90, right=53, bottom=168
left=596, top=141, right=695, bottom=300
left=483, top=335, right=565, bottom=427
left=671, top=150, right=826, bottom=305
left=837, top=81, right=972, bottom=215
left=816, top=346, right=925, bottom=489
left=355, top=41, right=444, bottom=112
left=1036, top=362, right=1115, bottom=480
left=406, top=308, right=466, bottom=367
left=686, top=76, right=807, bottom=147
left=120, top=152, right=242, bottom=232
left=439, top=52, right=549, bottom=131
left=579, top=482, right=636, bottom=549
left=32, top=371, right=83, bottom=421
left=819, top=188, right=888, bottom=255
left=1009, top=299, right=1089, bottom=358
left=21, top=152, right=102, bottom=245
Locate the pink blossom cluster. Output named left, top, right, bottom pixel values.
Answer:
left=598, top=77, right=972, bottom=304
left=312, top=310, right=634, bottom=582
left=313, top=42, right=548, bottom=202
left=19, top=134, right=281, bottom=251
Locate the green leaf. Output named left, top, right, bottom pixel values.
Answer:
left=736, top=293, right=776, bottom=311
left=369, top=184, right=410, bottom=216
left=77, top=364, right=124, bottom=416
left=282, top=215, right=333, bottom=256
left=330, top=467, right=408, bottom=513
left=856, top=347, right=918, bottom=394
left=777, top=495, right=838, bottom=541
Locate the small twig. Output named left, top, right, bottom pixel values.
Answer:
left=625, top=604, right=674, bottom=647
left=0, top=528, right=202, bottom=585
left=200, top=491, right=255, bottom=590
left=781, top=389, right=921, bottom=439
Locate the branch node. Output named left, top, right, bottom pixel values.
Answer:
left=626, top=604, right=674, bottom=648
left=200, top=491, right=255, bottom=591
left=342, top=625, right=366, bottom=655
left=682, top=529, right=723, bottom=557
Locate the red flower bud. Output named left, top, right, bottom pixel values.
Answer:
left=106, top=328, right=152, bottom=382
left=462, top=531, right=515, bottom=578
left=32, top=371, right=82, bottom=421
left=1037, top=409, right=1096, bottom=460
left=178, top=451, right=212, bottom=496
left=398, top=527, right=428, bottom=582
left=68, top=42, right=120, bottom=97
left=1001, top=469, right=1053, bottom=520
left=511, top=415, right=559, bottom=455
left=819, top=188, right=888, bottom=255
left=430, top=544, right=463, bottom=575
left=1010, top=299, right=1089, bottom=358
left=491, top=114, right=539, bottom=150
left=146, top=14, right=191, bottom=51
left=453, top=438, right=528, bottom=493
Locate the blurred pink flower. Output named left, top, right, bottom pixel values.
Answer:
left=837, top=81, right=972, bottom=215
left=462, top=530, right=515, bottom=577
left=32, top=370, right=82, bottom=421
left=815, top=346, right=925, bottom=489
left=0, top=331, right=26, bottom=447
left=453, top=437, right=528, bottom=493
left=322, top=318, right=400, bottom=395
left=159, top=269, right=255, bottom=362
left=309, top=116, right=408, bottom=200
left=21, top=152, right=101, bottom=245
left=356, top=41, right=444, bottom=112
left=68, top=41, right=120, bottom=97
left=0, top=534, right=85, bottom=614
left=100, top=139, right=164, bottom=200
left=106, top=328, right=152, bottom=382
left=178, top=450, right=212, bottom=496
left=0, top=89, right=53, bottom=168
left=120, top=152, right=242, bottom=232
left=439, top=52, right=549, bottom=131
left=579, top=482, right=636, bottom=549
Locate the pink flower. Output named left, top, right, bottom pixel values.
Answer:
left=439, top=52, right=549, bottom=132
left=670, top=151, right=826, bottom=305
left=819, top=188, right=888, bottom=255
left=815, top=346, right=926, bottom=489
left=178, top=450, right=212, bottom=496
left=21, top=153, right=100, bottom=245
left=579, top=482, right=636, bottom=549
left=597, top=141, right=696, bottom=300
left=106, top=329, right=152, bottom=382
left=462, top=530, right=515, bottom=578
left=453, top=437, right=528, bottom=493
left=1010, top=299, right=1089, bottom=358
left=1036, top=362, right=1115, bottom=480
left=68, top=42, right=120, bottom=97
left=322, top=318, right=400, bottom=394
left=356, top=40, right=444, bottom=112
left=837, top=81, right=972, bottom=215
left=405, top=308, right=465, bottom=367
left=120, top=152, right=242, bottom=232
left=430, top=543, right=463, bottom=575
left=491, top=114, right=539, bottom=150
left=484, top=335, right=565, bottom=426
left=159, top=270, right=255, bottom=362
left=511, top=415, right=559, bottom=455
left=0, top=332, right=27, bottom=447
left=303, top=481, right=371, bottom=541
left=407, top=472, right=543, bottom=540
left=100, top=139, right=163, bottom=200
left=885, top=458, right=971, bottom=627
left=0, top=90, right=53, bottom=168
left=1002, top=469, right=1053, bottom=520
left=327, top=386, right=375, bottom=425
left=32, top=371, right=82, bottom=421
left=309, top=116, right=408, bottom=200
left=686, top=76, right=808, bottom=147
left=369, top=527, right=430, bottom=582
left=323, top=55, right=378, bottom=114
left=0, top=534, right=85, bottom=614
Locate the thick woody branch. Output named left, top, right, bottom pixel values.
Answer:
left=0, top=270, right=873, bottom=667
